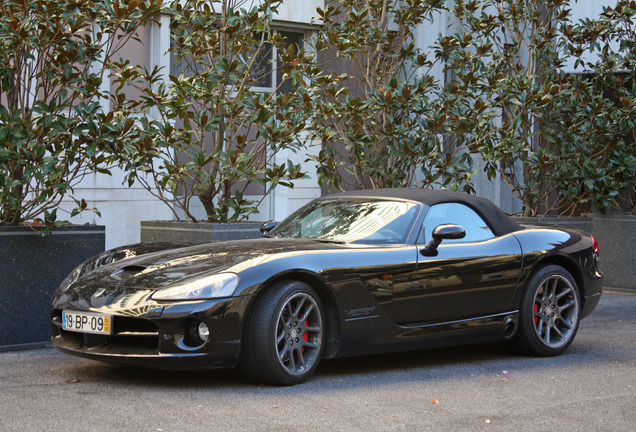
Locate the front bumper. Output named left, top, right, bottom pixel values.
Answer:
left=50, top=290, right=254, bottom=370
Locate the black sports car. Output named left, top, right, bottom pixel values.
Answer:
left=50, top=189, right=603, bottom=385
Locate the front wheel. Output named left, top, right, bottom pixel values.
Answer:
left=517, top=265, right=581, bottom=356
left=240, top=280, right=324, bottom=385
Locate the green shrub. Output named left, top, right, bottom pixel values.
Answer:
left=111, top=0, right=309, bottom=222
left=0, top=0, right=162, bottom=232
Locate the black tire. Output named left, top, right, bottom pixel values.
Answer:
left=517, top=264, right=581, bottom=356
left=240, top=280, right=325, bottom=385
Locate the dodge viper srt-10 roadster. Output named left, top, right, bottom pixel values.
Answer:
left=51, top=189, right=603, bottom=385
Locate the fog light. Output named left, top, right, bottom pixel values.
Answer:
left=197, top=322, right=210, bottom=342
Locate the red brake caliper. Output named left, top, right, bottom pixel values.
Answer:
left=299, top=313, right=309, bottom=352
left=534, top=302, right=539, bottom=325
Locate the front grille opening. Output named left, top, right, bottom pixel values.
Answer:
left=113, top=316, right=158, bottom=334
left=83, top=334, right=108, bottom=348
left=52, top=310, right=158, bottom=335
left=54, top=311, right=160, bottom=354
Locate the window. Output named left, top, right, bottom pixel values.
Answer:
left=170, top=26, right=304, bottom=95
left=420, top=203, right=494, bottom=244
left=250, top=30, right=304, bottom=94
left=275, top=31, right=304, bottom=94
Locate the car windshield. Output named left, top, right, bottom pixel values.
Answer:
left=270, top=199, right=420, bottom=244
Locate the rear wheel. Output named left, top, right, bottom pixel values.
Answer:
left=517, top=265, right=581, bottom=356
left=240, top=280, right=324, bottom=385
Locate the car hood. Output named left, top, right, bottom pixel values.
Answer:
left=70, top=238, right=347, bottom=291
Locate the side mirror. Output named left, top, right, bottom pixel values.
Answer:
left=420, top=224, right=466, bottom=257
left=260, top=220, right=278, bottom=236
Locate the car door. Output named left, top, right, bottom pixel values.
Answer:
left=391, top=202, right=523, bottom=325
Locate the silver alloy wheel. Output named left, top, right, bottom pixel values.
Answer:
left=532, top=274, right=580, bottom=349
left=275, top=292, right=323, bottom=376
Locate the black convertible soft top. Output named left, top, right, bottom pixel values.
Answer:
left=323, top=188, right=522, bottom=237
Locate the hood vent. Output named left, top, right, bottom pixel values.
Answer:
left=111, top=265, right=148, bottom=280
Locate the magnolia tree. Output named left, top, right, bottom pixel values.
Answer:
left=112, top=0, right=310, bottom=222
left=307, top=0, right=634, bottom=215
left=434, top=0, right=573, bottom=216
left=306, top=0, right=477, bottom=192
left=0, top=0, right=162, bottom=231
left=437, top=0, right=635, bottom=216
left=4, top=0, right=631, bottom=230
left=562, top=0, right=635, bottom=214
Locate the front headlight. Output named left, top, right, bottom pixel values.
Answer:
left=59, top=265, right=84, bottom=292
left=150, top=273, right=239, bottom=301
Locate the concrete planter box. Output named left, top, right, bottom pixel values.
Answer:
left=140, top=220, right=263, bottom=244
left=515, top=215, right=636, bottom=291
left=514, top=216, right=595, bottom=234
left=0, top=225, right=105, bottom=348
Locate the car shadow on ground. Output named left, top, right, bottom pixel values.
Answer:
left=57, top=338, right=607, bottom=392
left=48, top=291, right=633, bottom=392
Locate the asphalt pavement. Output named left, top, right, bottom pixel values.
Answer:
left=1, top=289, right=635, bottom=432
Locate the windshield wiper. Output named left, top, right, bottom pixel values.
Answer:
left=311, top=238, right=346, bottom=245
left=263, top=235, right=344, bottom=244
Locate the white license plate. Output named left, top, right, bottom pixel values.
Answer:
left=62, top=311, right=112, bottom=335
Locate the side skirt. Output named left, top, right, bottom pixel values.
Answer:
left=335, top=311, right=519, bottom=358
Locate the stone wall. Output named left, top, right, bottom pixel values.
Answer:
left=515, top=215, right=635, bottom=290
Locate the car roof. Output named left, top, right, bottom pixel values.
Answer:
left=321, top=188, right=522, bottom=236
